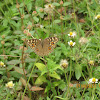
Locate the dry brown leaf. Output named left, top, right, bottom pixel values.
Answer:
left=14, top=67, right=27, bottom=75
left=30, top=86, right=44, bottom=91
left=79, top=19, right=85, bottom=23
left=20, top=77, right=31, bottom=88
left=23, top=96, right=30, bottom=100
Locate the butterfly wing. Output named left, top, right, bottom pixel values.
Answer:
left=43, top=37, right=58, bottom=56
left=27, top=39, right=44, bottom=56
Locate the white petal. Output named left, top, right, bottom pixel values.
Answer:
left=70, top=40, right=72, bottom=42
left=45, top=5, right=48, bottom=8
left=72, top=42, right=76, bottom=46
left=68, top=42, right=70, bottom=45
left=72, top=33, right=76, bottom=37
left=96, top=79, right=98, bottom=82
left=6, top=84, right=8, bottom=87
left=89, top=79, right=92, bottom=82
left=95, top=17, right=97, bottom=19
left=68, top=34, right=70, bottom=36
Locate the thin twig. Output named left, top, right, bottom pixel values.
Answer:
left=16, top=0, right=23, bottom=27
left=0, top=55, right=21, bottom=57
left=2, top=44, right=9, bottom=79
left=43, top=57, right=56, bottom=96
left=21, top=42, right=32, bottom=99
left=22, top=0, right=34, bottom=27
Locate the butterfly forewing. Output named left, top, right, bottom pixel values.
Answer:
left=27, top=39, right=44, bottom=56
left=27, top=39, right=41, bottom=50
left=43, top=37, right=58, bottom=56
left=49, top=37, right=58, bottom=48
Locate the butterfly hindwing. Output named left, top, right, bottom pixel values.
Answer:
left=34, top=42, right=44, bottom=56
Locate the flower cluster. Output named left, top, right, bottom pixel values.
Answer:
left=68, top=40, right=76, bottom=46
left=88, top=60, right=94, bottom=66
left=6, top=81, right=14, bottom=88
left=68, top=31, right=76, bottom=47
left=68, top=32, right=76, bottom=38
left=88, top=78, right=98, bottom=84
left=23, top=29, right=32, bottom=37
left=0, top=61, right=5, bottom=67
left=44, top=4, right=55, bottom=14
left=60, top=59, right=68, bottom=69
left=95, top=14, right=100, bottom=19
left=79, top=37, right=88, bottom=45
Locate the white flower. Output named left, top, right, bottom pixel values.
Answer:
left=60, top=59, right=68, bottom=69
left=95, top=14, right=100, bottom=19
left=44, top=4, right=54, bottom=14
left=88, top=78, right=98, bottom=84
left=6, top=81, right=14, bottom=88
left=88, top=60, right=94, bottom=66
left=79, top=37, right=88, bottom=45
left=0, top=61, right=5, bottom=67
left=68, top=32, right=76, bottom=38
left=68, top=40, right=76, bottom=46
left=40, top=25, right=44, bottom=29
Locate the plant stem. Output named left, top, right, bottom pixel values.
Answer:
left=21, top=56, right=38, bottom=100
left=21, top=42, right=32, bottom=99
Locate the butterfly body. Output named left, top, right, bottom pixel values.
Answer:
left=27, top=37, right=58, bottom=56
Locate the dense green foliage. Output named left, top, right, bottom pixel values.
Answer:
left=0, top=0, right=100, bottom=100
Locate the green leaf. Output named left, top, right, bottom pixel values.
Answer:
left=27, top=2, right=32, bottom=11
left=33, top=16, right=39, bottom=22
left=75, top=64, right=82, bottom=80
left=0, top=71, right=3, bottom=75
left=35, top=0, right=42, bottom=6
left=55, top=48, right=61, bottom=61
left=7, top=65, right=14, bottom=71
left=53, top=19, right=61, bottom=24
left=25, top=58, right=36, bottom=63
left=63, top=2, right=71, bottom=6
left=35, top=63, right=46, bottom=71
left=7, top=60, right=20, bottom=65
left=14, top=67, right=27, bottom=75
left=44, top=82, right=51, bottom=93
left=0, top=25, right=7, bottom=32
left=58, top=80, right=66, bottom=90
left=52, top=2, right=60, bottom=6
left=49, top=71, right=61, bottom=79
left=46, top=58, right=62, bottom=71
left=38, top=13, right=44, bottom=18
left=10, top=71, right=22, bottom=78
left=47, top=97, right=51, bottom=100
left=4, top=43, right=12, bottom=46
left=20, top=77, right=31, bottom=88
left=0, top=68, right=6, bottom=71
left=35, top=76, right=47, bottom=85
left=41, top=70, right=48, bottom=76
left=60, top=42, right=67, bottom=55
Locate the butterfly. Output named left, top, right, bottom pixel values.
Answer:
left=26, top=37, right=58, bottom=56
